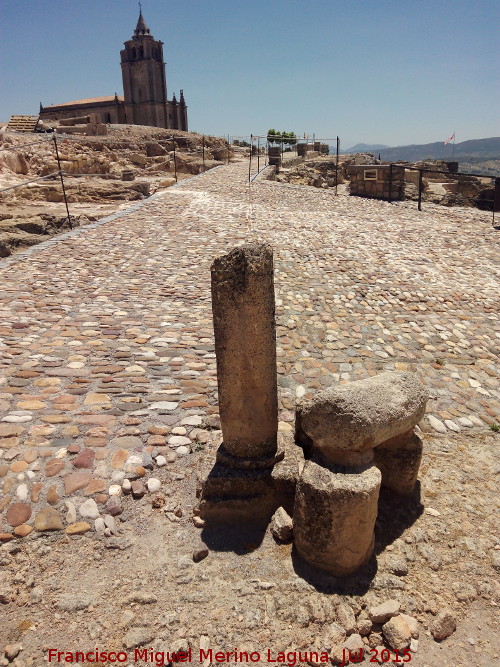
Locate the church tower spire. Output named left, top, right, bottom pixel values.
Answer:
left=121, top=10, right=168, bottom=127
left=134, top=8, right=151, bottom=38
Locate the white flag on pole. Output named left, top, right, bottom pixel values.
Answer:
left=444, top=132, right=455, bottom=145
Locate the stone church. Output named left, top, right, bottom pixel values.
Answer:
left=40, top=10, right=188, bottom=131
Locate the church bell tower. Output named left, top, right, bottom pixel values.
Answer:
left=120, top=10, right=168, bottom=128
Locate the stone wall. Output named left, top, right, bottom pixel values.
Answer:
left=348, top=165, right=405, bottom=200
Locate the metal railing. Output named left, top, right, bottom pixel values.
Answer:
left=387, top=163, right=499, bottom=224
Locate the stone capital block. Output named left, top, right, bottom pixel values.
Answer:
left=293, top=459, right=381, bottom=576
left=211, top=243, right=278, bottom=460
left=296, top=371, right=428, bottom=466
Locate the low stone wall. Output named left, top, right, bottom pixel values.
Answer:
left=348, top=165, right=405, bottom=200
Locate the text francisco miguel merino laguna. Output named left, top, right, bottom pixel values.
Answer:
left=47, top=648, right=334, bottom=666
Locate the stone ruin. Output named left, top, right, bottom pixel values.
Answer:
left=196, top=243, right=429, bottom=576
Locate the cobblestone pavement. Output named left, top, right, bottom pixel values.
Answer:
left=0, top=157, right=498, bottom=539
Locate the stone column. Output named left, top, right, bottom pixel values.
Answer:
left=196, top=244, right=300, bottom=524
left=211, top=243, right=278, bottom=465
left=294, top=460, right=381, bottom=576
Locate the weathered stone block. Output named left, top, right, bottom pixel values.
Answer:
left=296, top=371, right=428, bottom=466
left=293, top=459, right=381, bottom=575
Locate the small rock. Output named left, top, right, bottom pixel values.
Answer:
left=108, top=484, right=122, bottom=496
left=382, top=614, right=418, bottom=651
left=65, top=522, right=92, bottom=535
left=168, top=435, right=191, bottom=447
left=386, top=555, right=408, bottom=576
left=431, top=610, right=457, bottom=640
left=79, top=498, right=100, bottom=520
left=149, top=401, right=178, bottom=411
left=175, top=445, right=189, bottom=456
left=65, top=501, right=77, bottom=524
left=270, top=506, right=293, bottom=542
left=181, top=415, right=203, bottom=426
left=337, top=602, right=356, bottom=635
left=13, top=524, right=33, bottom=537
left=34, top=508, right=64, bottom=531
left=72, top=448, right=95, bottom=469
left=427, top=415, right=447, bottom=434
left=147, top=478, right=161, bottom=493
left=5, top=502, right=31, bottom=527
left=122, top=479, right=132, bottom=494
left=123, top=627, right=155, bottom=649
left=105, top=497, right=123, bottom=516
left=57, top=594, right=93, bottom=612
left=155, top=455, right=167, bottom=467
left=368, top=599, right=401, bottom=623
left=357, top=618, right=372, bottom=636
left=193, top=541, right=209, bottom=562
left=94, top=518, right=106, bottom=536
left=4, top=643, right=22, bottom=661
left=104, top=514, right=117, bottom=535
left=131, top=480, right=145, bottom=498
left=324, top=621, right=346, bottom=646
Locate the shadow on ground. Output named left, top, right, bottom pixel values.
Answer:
left=201, top=522, right=269, bottom=555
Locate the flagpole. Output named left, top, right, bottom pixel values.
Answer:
left=452, top=131, right=455, bottom=159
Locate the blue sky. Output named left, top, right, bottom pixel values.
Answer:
left=0, top=0, right=498, bottom=147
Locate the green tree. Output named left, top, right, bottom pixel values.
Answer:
left=267, top=129, right=281, bottom=144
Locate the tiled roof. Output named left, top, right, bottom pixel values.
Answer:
left=44, top=96, right=124, bottom=109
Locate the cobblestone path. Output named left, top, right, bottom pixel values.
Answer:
left=0, top=158, right=498, bottom=538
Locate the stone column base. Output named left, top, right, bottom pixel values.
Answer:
left=196, top=433, right=303, bottom=524
left=293, top=460, right=381, bottom=576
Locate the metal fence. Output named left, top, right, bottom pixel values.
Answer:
left=388, top=163, right=500, bottom=225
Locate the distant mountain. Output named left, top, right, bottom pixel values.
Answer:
left=342, top=143, right=390, bottom=153
left=372, top=137, right=500, bottom=162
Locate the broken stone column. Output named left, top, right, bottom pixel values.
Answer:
left=293, top=371, right=428, bottom=575
left=294, top=459, right=381, bottom=575
left=196, top=244, right=302, bottom=522
left=211, top=243, right=278, bottom=464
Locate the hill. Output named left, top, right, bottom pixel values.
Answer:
left=342, top=142, right=390, bottom=153
left=372, top=137, right=500, bottom=162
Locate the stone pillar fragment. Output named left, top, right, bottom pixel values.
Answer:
left=211, top=243, right=278, bottom=463
left=374, top=430, right=423, bottom=496
left=293, top=371, right=428, bottom=575
left=196, top=243, right=301, bottom=523
left=294, top=460, right=381, bottom=576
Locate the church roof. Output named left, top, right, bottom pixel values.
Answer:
left=134, top=10, right=151, bottom=37
left=43, top=95, right=124, bottom=110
